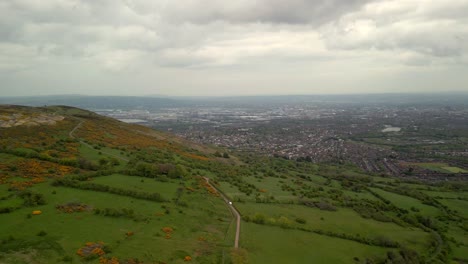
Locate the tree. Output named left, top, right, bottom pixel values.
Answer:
left=168, top=165, right=188, bottom=179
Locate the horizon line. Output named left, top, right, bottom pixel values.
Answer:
left=1, top=91, right=468, bottom=98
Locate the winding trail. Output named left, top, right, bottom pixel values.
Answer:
left=69, top=120, right=129, bottom=162
left=204, top=177, right=240, bottom=248
left=69, top=120, right=83, bottom=138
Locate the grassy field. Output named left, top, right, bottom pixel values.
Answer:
left=437, top=199, right=468, bottom=218
left=422, top=190, right=467, bottom=199
left=409, top=162, right=468, bottom=173
left=243, top=176, right=298, bottom=201
left=91, top=174, right=182, bottom=199
left=218, top=182, right=252, bottom=201
left=0, top=178, right=234, bottom=263
left=341, top=189, right=381, bottom=201
left=241, top=222, right=392, bottom=263
left=442, top=166, right=468, bottom=173
left=235, top=202, right=430, bottom=253
left=370, top=188, right=441, bottom=217
left=446, top=225, right=468, bottom=260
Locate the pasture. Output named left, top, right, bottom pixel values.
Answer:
left=241, top=222, right=392, bottom=264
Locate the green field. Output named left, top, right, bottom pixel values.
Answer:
left=91, top=174, right=181, bottom=199
left=236, top=203, right=430, bottom=253
left=437, top=199, right=468, bottom=218
left=410, top=162, right=468, bottom=173
left=424, top=192, right=467, bottom=200
left=442, top=166, right=468, bottom=173
left=241, top=222, right=392, bottom=263
left=370, top=188, right=441, bottom=217
left=0, top=180, right=233, bottom=263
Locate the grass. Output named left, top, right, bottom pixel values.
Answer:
left=241, top=222, right=392, bottom=263
left=306, top=174, right=329, bottom=184
left=236, top=202, right=430, bottom=253
left=451, top=244, right=468, bottom=261
left=0, top=152, right=20, bottom=162
left=437, top=199, right=468, bottom=218
left=340, top=189, right=382, bottom=201
left=79, top=144, right=128, bottom=169
left=370, top=188, right=441, bottom=217
left=0, top=178, right=233, bottom=263
left=441, top=166, right=468, bottom=173
left=243, top=176, right=298, bottom=201
left=0, top=195, right=23, bottom=208
left=422, top=190, right=468, bottom=199
left=78, top=144, right=103, bottom=161
left=409, top=162, right=468, bottom=173
left=446, top=225, right=468, bottom=260
left=90, top=174, right=182, bottom=199
left=218, top=182, right=250, bottom=201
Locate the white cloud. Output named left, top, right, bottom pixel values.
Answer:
left=0, top=0, right=467, bottom=96
left=321, top=0, right=468, bottom=59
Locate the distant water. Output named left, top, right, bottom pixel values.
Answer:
left=382, top=126, right=401, bottom=132
left=118, top=118, right=147, bottom=124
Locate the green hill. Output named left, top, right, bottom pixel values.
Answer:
left=0, top=105, right=467, bottom=264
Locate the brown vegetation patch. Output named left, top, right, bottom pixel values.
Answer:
left=56, top=202, right=91, bottom=213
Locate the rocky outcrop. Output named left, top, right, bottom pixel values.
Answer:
left=0, top=113, right=64, bottom=128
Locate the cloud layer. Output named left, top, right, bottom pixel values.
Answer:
left=1, top=0, right=467, bottom=96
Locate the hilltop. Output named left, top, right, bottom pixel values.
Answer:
left=0, top=105, right=236, bottom=263
left=0, top=105, right=467, bottom=264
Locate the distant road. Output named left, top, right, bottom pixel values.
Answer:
left=204, top=177, right=240, bottom=248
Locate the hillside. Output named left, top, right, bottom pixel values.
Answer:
left=0, top=105, right=467, bottom=264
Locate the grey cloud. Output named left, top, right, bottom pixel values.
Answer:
left=321, top=1, right=468, bottom=59
left=0, top=0, right=467, bottom=96
left=159, top=0, right=372, bottom=25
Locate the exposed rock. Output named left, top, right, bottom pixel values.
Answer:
left=0, top=113, right=65, bottom=128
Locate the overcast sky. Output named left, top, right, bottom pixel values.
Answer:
left=1, top=0, right=467, bottom=96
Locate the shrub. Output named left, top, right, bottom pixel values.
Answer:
left=295, top=217, right=307, bottom=224
left=37, top=230, right=47, bottom=236
left=252, top=213, right=266, bottom=224
left=277, top=216, right=292, bottom=228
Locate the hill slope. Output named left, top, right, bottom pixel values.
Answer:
left=0, top=105, right=467, bottom=264
left=0, top=105, right=236, bottom=263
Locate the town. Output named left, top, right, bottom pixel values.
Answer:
left=93, top=97, right=468, bottom=182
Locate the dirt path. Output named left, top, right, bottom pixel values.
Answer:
left=69, top=120, right=83, bottom=138
left=204, top=177, right=240, bottom=248
left=69, top=120, right=129, bottom=162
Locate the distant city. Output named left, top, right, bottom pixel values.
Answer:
left=70, top=94, right=468, bottom=182
left=2, top=94, right=467, bottom=181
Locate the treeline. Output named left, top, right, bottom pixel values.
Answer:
left=93, top=207, right=149, bottom=222
left=299, top=199, right=337, bottom=211
left=121, top=162, right=188, bottom=181
left=302, top=228, right=400, bottom=249
left=52, top=178, right=166, bottom=202
left=365, top=248, right=423, bottom=264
